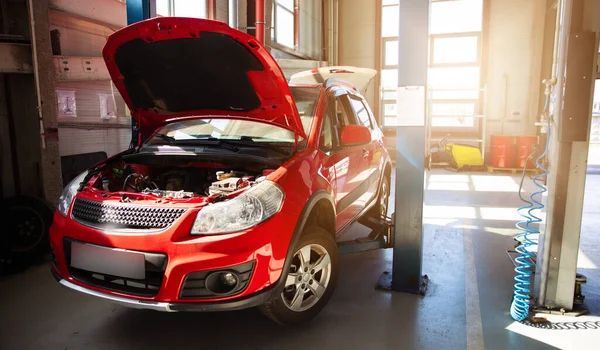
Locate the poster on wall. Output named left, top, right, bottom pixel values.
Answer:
left=99, top=93, right=117, bottom=120
left=56, top=90, right=77, bottom=117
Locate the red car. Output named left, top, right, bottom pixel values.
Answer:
left=50, top=17, right=391, bottom=325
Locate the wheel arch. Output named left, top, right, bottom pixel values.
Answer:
left=383, top=160, right=392, bottom=181
left=295, top=190, right=336, bottom=237
left=270, top=190, right=336, bottom=292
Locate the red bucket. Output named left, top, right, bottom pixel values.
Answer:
left=490, top=135, right=516, bottom=168
left=517, top=135, right=538, bottom=169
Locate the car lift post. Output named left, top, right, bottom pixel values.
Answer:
left=376, top=0, right=429, bottom=295
left=125, top=0, right=153, bottom=147
left=533, top=0, right=598, bottom=314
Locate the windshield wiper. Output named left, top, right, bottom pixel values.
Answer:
left=237, top=136, right=292, bottom=156
left=179, top=136, right=290, bottom=156
left=182, top=137, right=241, bottom=152
left=155, top=134, right=176, bottom=144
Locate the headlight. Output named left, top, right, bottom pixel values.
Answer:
left=191, top=180, right=284, bottom=235
left=57, top=171, right=89, bottom=217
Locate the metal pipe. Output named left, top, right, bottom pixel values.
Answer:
left=333, top=0, right=339, bottom=65
left=327, top=0, right=334, bottom=65
left=550, top=0, right=564, bottom=82
left=293, top=0, right=299, bottom=50
left=255, top=0, right=265, bottom=44
left=26, top=0, right=46, bottom=150
left=207, top=0, right=216, bottom=20
left=229, top=0, right=238, bottom=28
left=317, top=0, right=323, bottom=66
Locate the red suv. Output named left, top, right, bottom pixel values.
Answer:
left=50, top=17, right=391, bottom=325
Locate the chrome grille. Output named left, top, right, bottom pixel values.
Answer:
left=72, top=198, right=186, bottom=229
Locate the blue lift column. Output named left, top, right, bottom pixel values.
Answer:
left=125, top=0, right=152, bottom=147
left=377, top=0, right=429, bottom=295
left=126, top=0, right=151, bottom=25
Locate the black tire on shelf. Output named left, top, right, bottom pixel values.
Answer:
left=258, top=226, right=339, bottom=326
left=1, top=196, right=54, bottom=262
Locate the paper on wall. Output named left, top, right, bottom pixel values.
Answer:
left=396, top=86, right=426, bottom=127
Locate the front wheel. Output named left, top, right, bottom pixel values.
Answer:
left=258, top=227, right=339, bottom=326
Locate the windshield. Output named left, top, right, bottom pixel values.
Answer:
left=148, top=87, right=319, bottom=144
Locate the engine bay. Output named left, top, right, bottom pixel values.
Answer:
left=88, top=154, right=278, bottom=199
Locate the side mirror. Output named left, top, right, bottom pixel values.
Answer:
left=340, top=125, right=371, bottom=146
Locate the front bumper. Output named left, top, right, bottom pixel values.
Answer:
left=51, top=266, right=279, bottom=312
left=49, top=205, right=299, bottom=310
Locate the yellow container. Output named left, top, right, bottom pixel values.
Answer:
left=448, top=144, right=484, bottom=169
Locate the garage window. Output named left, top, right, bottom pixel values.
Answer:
left=378, top=0, right=483, bottom=131
left=271, top=0, right=297, bottom=49
left=156, top=0, right=207, bottom=18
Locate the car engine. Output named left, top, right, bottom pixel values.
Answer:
left=98, top=163, right=272, bottom=199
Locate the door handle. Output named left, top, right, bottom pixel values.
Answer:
left=362, top=148, right=370, bottom=158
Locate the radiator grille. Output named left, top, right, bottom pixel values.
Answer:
left=72, top=198, right=186, bottom=229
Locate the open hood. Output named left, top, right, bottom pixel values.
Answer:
left=102, top=17, right=304, bottom=138
left=289, top=66, right=377, bottom=94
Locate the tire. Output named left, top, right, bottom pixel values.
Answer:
left=258, top=227, right=339, bottom=326
left=1, top=196, right=54, bottom=261
left=368, top=174, right=390, bottom=218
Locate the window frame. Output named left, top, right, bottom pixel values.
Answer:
left=378, top=0, right=485, bottom=132
left=348, top=95, right=375, bottom=130
left=155, top=0, right=207, bottom=18
left=272, top=0, right=299, bottom=50
left=378, top=1, right=399, bottom=128
left=319, top=105, right=336, bottom=153
left=319, top=90, right=362, bottom=154
left=429, top=32, right=482, bottom=68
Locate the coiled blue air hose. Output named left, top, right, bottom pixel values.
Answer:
left=510, top=97, right=551, bottom=321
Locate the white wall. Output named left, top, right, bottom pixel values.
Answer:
left=49, top=8, right=113, bottom=56
left=338, top=0, right=377, bottom=108
left=298, top=0, right=322, bottom=59
left=216, top=0, right=229, bottom=22
left=58, top=127, right=131, bottom=157
left=55, top=80, right=131, bottom=157
left=49, top=0, right=126, bottom=27
left=484, top=0, right=547, bottom=141
left=49, top=1, right=131, bottom=158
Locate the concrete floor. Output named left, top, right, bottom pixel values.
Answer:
left=1, top=170, right=600, bottom=349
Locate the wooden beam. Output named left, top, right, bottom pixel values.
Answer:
left=0, top=42, right=33, bottom=73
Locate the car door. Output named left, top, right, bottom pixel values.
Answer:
left=318, top=90, right=365, bottom=234
left=347, top=94, right=382, bottom=209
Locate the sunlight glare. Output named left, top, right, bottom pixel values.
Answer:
left=424, top=205, right=476, bottom=219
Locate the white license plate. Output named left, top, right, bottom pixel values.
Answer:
left=70, top=242, right=145, bottom=280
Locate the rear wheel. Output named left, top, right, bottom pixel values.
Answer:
left=368, top=174, right=390, bottom=218
left=258, top=227, right=339, bottom=326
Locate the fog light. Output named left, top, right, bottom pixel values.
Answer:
left=205, top=271, right=240, bottom=295
left=221, top=272, right=238, bottom=286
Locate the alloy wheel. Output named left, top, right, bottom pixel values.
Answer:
left=379, top=180, right=389, bottom=217
left=281, top=243, right=332, bottom=312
